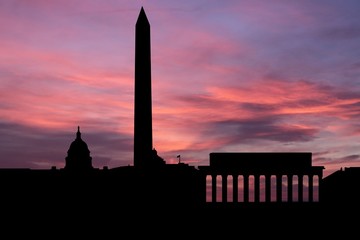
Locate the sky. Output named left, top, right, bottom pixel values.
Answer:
left=0, top=0, right=360, bottom=177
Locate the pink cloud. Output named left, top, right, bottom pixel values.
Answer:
left=150, top=78, right=360, bottom=170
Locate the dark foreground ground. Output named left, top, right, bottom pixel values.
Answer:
left=2, top=200, right=357, bottom=238
left=0, top=168, right=357, bottom=238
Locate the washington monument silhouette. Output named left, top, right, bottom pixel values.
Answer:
left=134, top=7, right=153, bottom=168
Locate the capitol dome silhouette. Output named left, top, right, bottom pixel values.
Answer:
left=65, top=126, right=93, bottom=171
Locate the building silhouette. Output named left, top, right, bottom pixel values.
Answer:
left=0, top=7, right=359, bottom=232
left=64, top=126, right=93, bottom=171
left=322, top=167, right=360, bottom=204
left=200, top=152, right=324, bottom=204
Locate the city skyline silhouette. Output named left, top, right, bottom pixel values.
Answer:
left=0, top=2, right=359, bottom=178
left=0, top=2, right=360, bottom=236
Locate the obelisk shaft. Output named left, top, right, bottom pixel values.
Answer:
left=134, top=7, right=153, bottom=167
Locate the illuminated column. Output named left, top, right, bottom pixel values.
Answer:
left=287, top=174, right=293, bottom=202
left=204, top=174, right=209, bottom=203
left=318, top=173, right=322, bottom=202
left=298, top=175, right=303, bottom=202
left=222, top=174, right=227, bottom=203
left=308, top=175, right=313, bottom=202
left=243, top=175, right=249, bottom=203
left=276, top=174, right=282, bottom=202
left=265, top=175, right=271, bottom=202
left=233, top=174, right=238, bottom=203
left=212, top=174, right=217, bottom=202
left=254, top=174, right=260, bottom=202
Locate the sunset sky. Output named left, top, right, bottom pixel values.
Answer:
left=0, top=0, right=360, bottom=177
